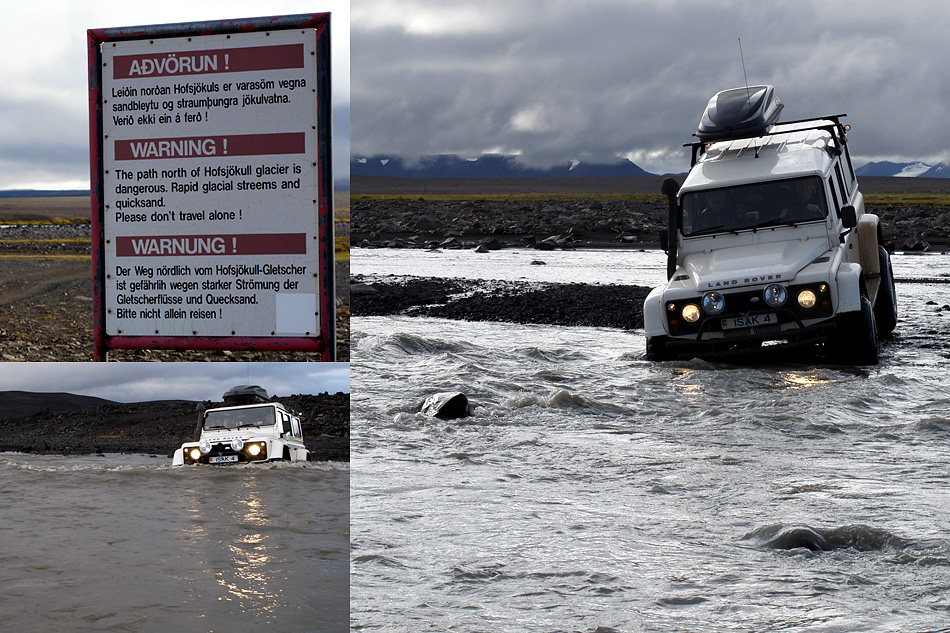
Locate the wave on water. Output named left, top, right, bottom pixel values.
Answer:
left=359, top=331, right=474, bottom=356
left=351, top=553, right=410, bottom=569
left=515, top=346, right=590, bottom=363
left=911, top=416, right=950, bottom=433
left=0, top=454, right=165, bottom=473
left=506, top=388, right=593, bottom=410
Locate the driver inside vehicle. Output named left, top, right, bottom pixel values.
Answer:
left=779, top=178, right=824, bottom=221
left=693, top=188, right=743, bottom=232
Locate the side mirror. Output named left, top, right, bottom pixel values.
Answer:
left=840, top=205, right=857, bottom=229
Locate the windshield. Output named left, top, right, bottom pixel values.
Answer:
left=204, top=406, right=276, bottom=430
left=681, top=176, right=827, bottom=236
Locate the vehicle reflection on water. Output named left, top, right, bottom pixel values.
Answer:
left=0, top=455, right=348, bottom=633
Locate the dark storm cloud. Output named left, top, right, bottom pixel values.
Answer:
left=0, top=1, right=349, bottom=190
left=0, top=93, right=90, bottom=188
left=352, top=0, right=950, bottom=173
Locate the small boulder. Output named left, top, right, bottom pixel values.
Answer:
left=421, top=392, right=471, bottom=420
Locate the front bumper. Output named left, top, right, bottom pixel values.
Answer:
left=179, top=441, right=269, bottom=465
left=662, top=319, right=839, bottom=361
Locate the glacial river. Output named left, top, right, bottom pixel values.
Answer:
left=0, top=455, right=348, bottom=633
left=352, top=247, right=950, bottom=632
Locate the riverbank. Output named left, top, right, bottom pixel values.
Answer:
left=352, top=275, right=652, bottom=329
left=0, top=392, right=349, bottom=460
left=351, top=176, right=950, bottom=252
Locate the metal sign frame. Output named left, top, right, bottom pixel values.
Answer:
left=87, top=13, right=334, bottom=361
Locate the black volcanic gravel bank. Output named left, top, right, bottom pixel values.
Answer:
left=0, top=392, right=349, bottom=461
left=352, top=275, right=651, bottom=329
left=351, top=195, right=950, bottom=252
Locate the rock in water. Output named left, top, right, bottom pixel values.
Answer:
left=768, top=526, right=833, bottom=551
left=421, top=392, right=471, bottom=420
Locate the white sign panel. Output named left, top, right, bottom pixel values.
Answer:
left=101, top=28, right=320, bottom=337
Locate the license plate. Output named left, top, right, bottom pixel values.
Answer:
left=209, top=454, right=239, bottom=464
left=721, top=313, right=776, bottom=330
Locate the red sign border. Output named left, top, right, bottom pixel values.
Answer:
left=88, top=13, right=334, bottom=361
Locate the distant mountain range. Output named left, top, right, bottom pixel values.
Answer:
left=351, top=154, right=657, bottom=178
left=0, top=390, right=117, bottom=418
left=855, top=161, right=950, bottom=178
left=354, top=154, right=950, bottom=179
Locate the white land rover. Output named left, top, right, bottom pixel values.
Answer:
left=172, top=385, right=310, bottom=465
left=644, top=85, right=896, bottom=364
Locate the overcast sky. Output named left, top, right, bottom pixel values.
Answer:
left=0, top=0, right=349, bottom=191
left=352, top=0, right=950, bottom=175
left=0, top=362, right=349, bottom=402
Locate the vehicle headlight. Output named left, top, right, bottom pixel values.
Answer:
left=189, top=448, right=201, bottom=461
left=763, top=284, right=787, bottom=307
left=230, top=439, right=244, bottom=452
left=247, top=443, right=262, bottom=457
left=702, top=292, right=725, bottom=315
left=797, top=289, right=817, bottom=309
left=682, top=303, right=701, bottom=323
left=198, top=439, right=212, bottom=454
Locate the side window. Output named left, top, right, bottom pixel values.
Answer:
left=841, top=144, right=856, bottom=192
left=291, top=418, right=303, bottom=439
left=827, top=175, right=840, bottom=213
left=280, top=411, right=292, bottom=433
left=834, top=163, right=848, bottom=206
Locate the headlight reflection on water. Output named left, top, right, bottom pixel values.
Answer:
left=777, top=370, right=836, bottom=391
left=215, top=484, right=283, bottom=615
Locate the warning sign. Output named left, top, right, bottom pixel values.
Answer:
left=94, top=21, right=328, bottom=345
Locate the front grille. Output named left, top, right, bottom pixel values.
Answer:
left=666, top=282, right=833, bottom=337
left=723, top=324, right=782, bottom=338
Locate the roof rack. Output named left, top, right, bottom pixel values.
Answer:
left=685, top=113, right=850, bottom=167
left=222, top=385, right=270, bottom=405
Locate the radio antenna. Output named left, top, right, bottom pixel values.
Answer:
left=738, top=38, right=750, bottom=97
left=738, top=38, right=760, bottom=157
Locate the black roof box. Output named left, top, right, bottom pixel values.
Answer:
left=222, top=385, right=269, bottom=404
left=695, top=85, right=783, bottom=142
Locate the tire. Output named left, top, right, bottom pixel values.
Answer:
left=835, top=296, right=878, bottom=365
left=645, top=336, right=674, bottom=361
left=874, top=246, right=898, bottom=337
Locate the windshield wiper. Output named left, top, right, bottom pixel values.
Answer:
left=748, top=218, right=797, bottom=230
left=689, top=225, right=741, bottom=236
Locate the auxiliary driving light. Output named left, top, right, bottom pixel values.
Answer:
left=230, top=439, right=244, bottom=452
left=763, top=284, right=787, bottom=307
left=198, top=439, right=212, bottom=454
left=797, top=289, right=817, bottom=309
left=682, top=303, right=701, bottom=323
left=702, top=292, right=725, bottom=315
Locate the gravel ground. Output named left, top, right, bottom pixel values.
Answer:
left=352, top=275, right=650, bottom=329
left=0, top=392, right=349, bottom=460
left=352, top=196, right=950, bottom=252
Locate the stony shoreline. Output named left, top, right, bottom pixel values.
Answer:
left=0, top=392, right=349, bottom=461
left=352, top=275, right=652, bottom=329
left=352, top=196, right=950, bottom=253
